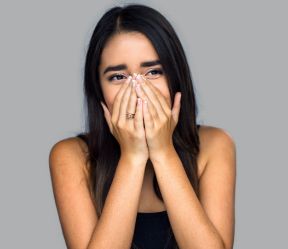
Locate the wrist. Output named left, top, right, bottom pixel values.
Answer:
left=120, top=153, right=148, bottom=167
left=149, top=145, right=176, bottom=163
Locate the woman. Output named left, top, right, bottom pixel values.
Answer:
left=49, top=4, right=236, bottom=249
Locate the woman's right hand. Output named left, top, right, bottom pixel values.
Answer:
left=100, top=74, right=149, bottom=164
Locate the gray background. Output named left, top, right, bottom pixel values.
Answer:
left=1, top=0, right=287, bottom=248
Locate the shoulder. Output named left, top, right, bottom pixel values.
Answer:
left=49, top=136, right=90, bottom=182
left=197, top=125, right=236, bottom=249
left=197, top=124, right=236, bottom=178
left=198, top=124, right=236, bottom=153
left=48, top=137, right=99, bottom=248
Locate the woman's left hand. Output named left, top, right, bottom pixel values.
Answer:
left=134, top=74, right=181, bottom=159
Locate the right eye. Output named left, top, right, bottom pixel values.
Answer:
left=107, top=73, right=127, bottom=82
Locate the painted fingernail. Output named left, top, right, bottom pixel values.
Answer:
left=127, top=76, right=132, bottom=84
left=135, top=84, right=142, bottom=96
left=132, top=80, right=137, bottom=87
left=138, top=74, right=145, bottom=84
left=137, top=98, right=142, bottom=105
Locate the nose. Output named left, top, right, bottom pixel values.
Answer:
left=132, top=72, right=139, bottom=79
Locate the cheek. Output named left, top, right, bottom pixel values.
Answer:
left=102, top=87, right=119, bottom=113
left=154, top=85, right=171, bottom=109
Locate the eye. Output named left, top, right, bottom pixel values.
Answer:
left=107, top=73, right=127, bottom=82
left=146, top=68, right=163, bottom=78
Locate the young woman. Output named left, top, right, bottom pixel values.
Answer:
left=49, top=4, right=236, bottom=249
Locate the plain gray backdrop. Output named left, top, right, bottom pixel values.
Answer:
left=1, top=0, right=287, bottom=248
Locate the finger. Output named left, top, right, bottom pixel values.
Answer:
left=143, top=98, right=154, bottom=130
left=111, top=76, right=132, bottom=124
left=126, top=79, right=138, bottom=128
left=100, top=101, right=113, bottom=132
left=171, top=92, right=181, bottom=124
left=140, top=74, right=171, bottom=116
left=135, top=80, right=159, bottom=123
left=118, top=77, right=134, bottom=124
left=136, top=74, right=167, bottom=120
left=134, top=97, right=144, bottom=131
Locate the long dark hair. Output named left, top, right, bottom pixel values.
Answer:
left=76, top=3, right=201, bottom=248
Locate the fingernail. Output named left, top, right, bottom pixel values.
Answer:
left=135, top=83, right=142, bottom=95
left=137, top=98, right=142, bottom=105
left=138, top=74, right=145, bottom=84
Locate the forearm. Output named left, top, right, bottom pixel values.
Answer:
left=151, top=148, right=225, bottom=249
left=87, top=156, right=146, bottom=249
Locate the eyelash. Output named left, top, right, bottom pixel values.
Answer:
left=107, top=69, right=163, bottom=82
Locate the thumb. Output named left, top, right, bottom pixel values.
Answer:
left=171, top=92, right=181, bottom=126
left=100, top=101, right=113, bottom=133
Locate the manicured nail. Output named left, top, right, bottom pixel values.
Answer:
left=137, top=98, right=142, bottom=105
left=135, top=83, right=142, bottom=96
left=137, top=74, right=145, bottom=84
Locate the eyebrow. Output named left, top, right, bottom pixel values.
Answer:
left=103, top=60, right=161, bottom=75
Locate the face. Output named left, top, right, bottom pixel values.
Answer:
left=98, top=32, right=171, bottom=114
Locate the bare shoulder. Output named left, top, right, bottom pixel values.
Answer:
left=197, top=125, right=236, bottom=249
left=49, top=136, right=90, bottom=182
left=197, top=124, right=236, bottom=178
left=48, top=137, right=97, bottom=249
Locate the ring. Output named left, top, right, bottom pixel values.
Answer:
left=126, top=112, right=135, bottom=119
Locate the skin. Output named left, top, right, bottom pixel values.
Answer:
left=98, top=31, right=173, bottom=210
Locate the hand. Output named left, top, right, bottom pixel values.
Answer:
left=134, top=74, right=181, bottom=159
left=100, top=74, right=149, bottom=164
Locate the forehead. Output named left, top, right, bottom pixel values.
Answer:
left=100, top=32, right=159, bottom=67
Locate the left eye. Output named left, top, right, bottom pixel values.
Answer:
left=146, top=69, right=163, bottom=76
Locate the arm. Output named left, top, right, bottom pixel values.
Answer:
left=150, top=127, right=236, bottom=249
left=87, top=154, right=146, bottom=249
left=49, top=138, right=146, bottom=249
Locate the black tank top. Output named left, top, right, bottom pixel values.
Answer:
left=132, top=210, right=173, bottom=249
